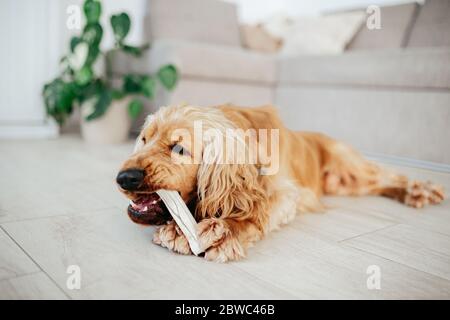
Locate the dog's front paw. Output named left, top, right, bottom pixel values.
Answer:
left=153, top=221, right=192, bottom=255
left=197, top=218, right=245, bottom=263
left=204, top=236, right=245, bottom=263
left=197, top=218, right=229, bottom=251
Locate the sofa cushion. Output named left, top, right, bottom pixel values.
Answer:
left=278, top=48, right=450, bottom=89
left=144, top=0, right=241, bottom=47
left=264, top=12, right=365, bottom=55
left=407, top=0, right=450, bottom=48
left=346, top=3, right=418, bottom=50
left=111, top=39, right=277, bottom=85
left=240, top=24, right=283, bottom=53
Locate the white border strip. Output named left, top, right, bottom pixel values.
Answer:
left=0, top=122, right=59, bottom=139
left=363, top=151, right=450, bottom=173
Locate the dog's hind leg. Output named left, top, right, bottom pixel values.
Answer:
left=322, top=142, right=445, bottom=208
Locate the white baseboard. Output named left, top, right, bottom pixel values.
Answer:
left=0, top=122, right=448, bottom=173
left=364, top=151, right=450, bottom=173
left=0, top=121, right=59, bottom=139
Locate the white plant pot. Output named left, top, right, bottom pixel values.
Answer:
left=80, top=98, right=131, bottom=144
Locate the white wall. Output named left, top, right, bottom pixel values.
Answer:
left=0, top=0, right=423, bottom=139
left=0, top=0, right=146, bottom=138
left=0, top=0, right=62, bottom=134
left=226, top=0, right=420, bottom=23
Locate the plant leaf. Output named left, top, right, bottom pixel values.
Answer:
left=122, top=74, right=142, bottom=93
left=82, top=23, right=103, bottom=46
left=141, top=76, right=155, bottom=98
left=85, top=89, right=113, bottom=121
left=70, top=36, right=82, bottom=52
left=68, top=42, right=89, bottom=71
left=121, top=44, right=149, bottom=57
left=42, top=78, right=76, bottom=125
left=75, top=79, right=103, bottom=104
left=110, top=13, right=131, bottom=44
left=112, top=89, right=125, bottom=100
left=75, top=65, right=93, bottom=85
left=157, top=64, right=178, bottom=90
left=128, top=98, right=143, bottom=119
left=83, top=0, right=101, bottom=24
left=84, top=45, right=100, bottom=67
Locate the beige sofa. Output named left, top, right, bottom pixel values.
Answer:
left=111, top=0, right=277, bottom=127
left=112, top=0, right=450, bottom=166
left=278, top=0, right=450, bottom=166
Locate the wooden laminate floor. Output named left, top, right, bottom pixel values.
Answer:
left=1, top=136, right=449, bottom=299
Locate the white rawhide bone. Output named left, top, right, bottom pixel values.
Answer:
left=156, top=190, right=203, bottom=255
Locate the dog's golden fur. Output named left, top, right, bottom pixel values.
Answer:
left=119, top=104, right=445, bottom=262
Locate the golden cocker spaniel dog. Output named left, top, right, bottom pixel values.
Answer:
left=116, top=104, right=445, bottom=262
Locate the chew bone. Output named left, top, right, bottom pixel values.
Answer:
left=156, top=190, right=203, bottom=255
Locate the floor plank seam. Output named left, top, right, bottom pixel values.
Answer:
left=337, top=223, right=399, bottom=243
left=0, top=225, right=72, bottom=300
left=331, top=202, right=400, bottom=220
left=330, top=203, right=450, bottom=237
left=232, top=267, right=306, bottom=300
left=231, top=265, right=300, bottom=299
left=0, top=206, right=121, bottom=225
left=322, top=200, right=402, bottom=223
left=402, top=222, right=450, bottom=239
left=0, top=270, right=42, bottom=283
left=340, top=241, right=450, bottom=284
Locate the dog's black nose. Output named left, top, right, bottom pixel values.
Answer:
left=116, top=169, right=145, bottom=191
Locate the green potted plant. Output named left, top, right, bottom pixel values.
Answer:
left=43, top=0, right=178, bottom=143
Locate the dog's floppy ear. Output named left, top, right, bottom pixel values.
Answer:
left=196, top=132, right=267, bottom=222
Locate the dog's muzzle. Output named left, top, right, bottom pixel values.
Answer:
left=127, top=193, right=173, bottom=225
left=116, top=169, right=144, bottom=191
left=116, top=169, right=173, bottom=225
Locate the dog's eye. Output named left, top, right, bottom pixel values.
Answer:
left=141, top=136, right=146, bottom=144
left=171, top=144, right=190, bottom=156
